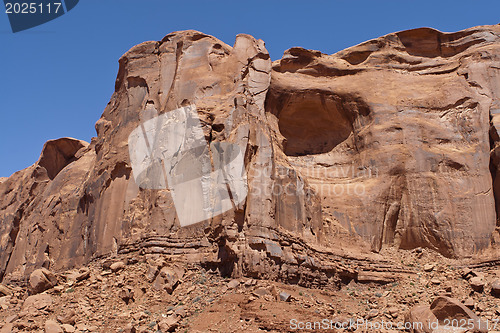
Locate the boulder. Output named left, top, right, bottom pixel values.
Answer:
left=119, top=286, right=135, bottom=304
left=463, top=297, right=474, bottom=309
left=406, top=296, right=487, bottom=333
left=145, top=264, right=160, bottom=283
left=0, top=284, right=11, bottom=296
left=122, top=325, right=136, bottom=333
left=158, top=315, right=180, bottom=332
left=491, top=279, right=500, bottom=297
left=0, top=296, right=11, bottom=310
left=406, top=305, right=438, bottom=333
left=56, top=309, right=76, bottom=325
left=423, top=264, right=435, bottom=272
left=73, top=268, right=90, bottom=282
left=279, top=291, right=291, bottom=302
left=29, top=268, right=57, bottom=294
left=21, top=293, right=53, bottom=316
left=45, top=320, right=64, bottom=333
left=110, top=261, right=125, bottom=272
left=60, top=324, right=76, bottom=333
left=153, top=265, right=185, bottom=294
left=386, top=306, right=400, bottom=318
left=252, top=287, right=271, bottom=297
left=469, top=277, right=485, bottom=292
left=227, top=279, right=240, bottom=289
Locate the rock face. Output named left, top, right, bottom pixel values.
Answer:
left=268, top=26, right=500, bottom=257
left=38, top=138, right=88, bottom=180
left=1, top=25, right=500, bottom=284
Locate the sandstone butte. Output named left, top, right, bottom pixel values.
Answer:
left=2, top=24, right=500, bottom=288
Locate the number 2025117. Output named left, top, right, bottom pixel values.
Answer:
left=5, top=2, right=62, bottom=14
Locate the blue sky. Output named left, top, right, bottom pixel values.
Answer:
left=1, top=0, right=499, bottom=177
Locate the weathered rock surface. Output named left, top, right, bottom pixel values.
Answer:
left=469, top=276, right=485, bottom=292
left=1, top=25, right=500, bottom=287
left=110, top=261, right=125, bottom=273
left=268, top=26, right=500, bottom=257
left=153, top=265, right=185, bottom=294
left=29, top=268, right=57, bottom=294
left=0, top=323, right=13, bottom=333
left=21, top=293, right=53, bottom=316
left=491, top=279, right=500, bottom=297
left=45, top=319, right=64, bottom=333
left=0, top=284, right=11, bottom=296
left=407, top=296, right=487, bottom=333
left=158, top=315, right=180, bottom=332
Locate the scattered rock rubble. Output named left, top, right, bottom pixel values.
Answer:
left=0, top=247, right=499, bottom=332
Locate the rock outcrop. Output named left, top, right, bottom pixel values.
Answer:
left=268, top=26, right=500, bottom=257
left=1, top=25, right=500, bottom=285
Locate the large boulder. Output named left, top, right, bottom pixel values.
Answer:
left=21, top=293, right=53, bottom=317
left=406, top=296, right=487, bottom=333
left=29, top=268, right=57, bottom=294
left=153, top=265, right=185, bottom=294
left=406, top=305, right=439, bottom=333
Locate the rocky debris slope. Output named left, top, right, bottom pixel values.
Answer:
left=1, top=25, right=500, bottom=295
left=0, top=249, right=500, bottom=332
